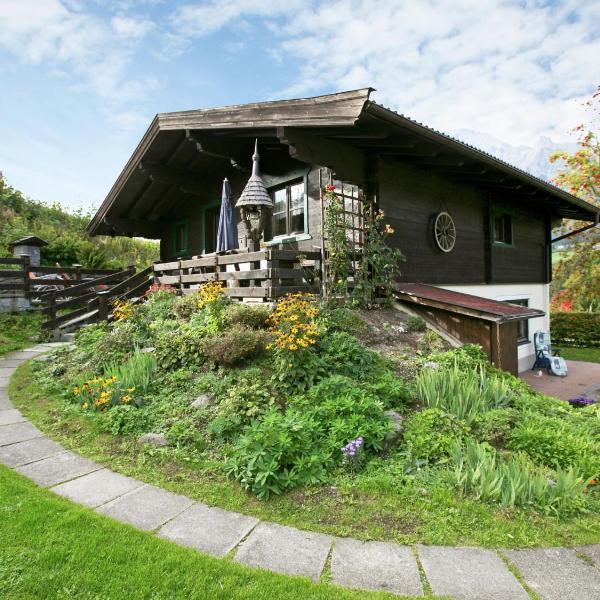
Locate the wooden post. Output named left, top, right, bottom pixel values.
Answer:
left=47, top=291, right=56, bottom=327
left=20, top=254, right=31, bottom=294
left=97, top=291, right=109, bottom=321
left=72, top=264, right=82, bottom=283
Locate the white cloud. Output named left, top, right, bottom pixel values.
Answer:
left=169, top=0, right=600, bottom=146
left=0, top=0, right=155, bottom=110
left=111, top=14, right=154, bottom=39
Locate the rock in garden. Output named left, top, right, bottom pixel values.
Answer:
left=191, top=393, right=214, bottom=409
left=424, top=361, right=439, bottom=370
left=383, top=410, right=404, bottom=451
left=138, top=433, right=169, bottom=447
left=141, top=347, right=156, bottom=353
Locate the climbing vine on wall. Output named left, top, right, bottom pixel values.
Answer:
left=322, top=184, right=404, bottom=307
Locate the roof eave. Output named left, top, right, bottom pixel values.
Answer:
left=364, top=102, right=599, bottom=222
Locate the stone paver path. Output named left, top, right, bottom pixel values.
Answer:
left=2, top=345, right=600, bottom=599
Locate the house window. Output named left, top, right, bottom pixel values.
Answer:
left=493, top=214, right=512, bottom=245
left=271, top=180, right=305, bottom=238
left=173, top=221, right=188, bottom=256
left=508, top=298, right=530, bottom=344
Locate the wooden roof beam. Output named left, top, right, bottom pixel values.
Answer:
left=277, top=126, right=365, bottom=184
left=102, top=218, right=163, bottom=238
left=139, top=161, right=209, bottom=197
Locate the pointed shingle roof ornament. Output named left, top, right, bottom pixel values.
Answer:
left=235, top=140, right=273, bottom=209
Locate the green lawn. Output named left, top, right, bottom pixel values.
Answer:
left=559, top=346, right=600, bottom=364
left=10, top=361, right=600, bottom=549
left=0, top=311, right=42, bottom=356
left=0, top=465, right=411, bottom=600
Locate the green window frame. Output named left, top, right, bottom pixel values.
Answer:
left=172, top=219, right=189, bottom=257
left=492, top=213, right=513, bottom=246
left=506, top=298, right=530, bottom=345
left=200, top=201, right=222, bottom=254
left=268, top=177, right=308, bottom=241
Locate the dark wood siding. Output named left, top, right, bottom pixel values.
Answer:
left=377, top=158, right=550, bottom=285
left=378, top=159, right=486, bottom=284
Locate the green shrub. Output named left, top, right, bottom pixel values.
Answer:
left=166, top=417, right=205, bottom=449
left=200, top=326, right=268, bottom=366
left=295, top=375, right=393, bottom=454
left=551, top=311, right=600, bottom=348
left=403, top=408, right=470, bottom=464
left=415, top=364, right=511, bottom=424
left=108, top=350, right=157, bottom=396
left=417, top=330, right=446, bottom=354
left=406, top=316, right=427, bottom=332
left=92, top=321, right=140, bottom=368
left=507, top=414, right=600, bottom=477
left=172, top=293, right=202, bottom=321
left=320, top=306, right=366, bottom=334
left=471, top=408, right=516, bottom=446
left=364, top=370, right=412, bottom=409
left=427, top=344, right=488, bottom=370
left=154, top=323, right=205, bottom=371
left=451, top=440, right=587, bottom=515
left=144, top=289, right=178, bottom=321
left=321, top=331, right=383, bottom=380
left=208, top=377, right=279, bottom=441
left=222, top=303, right=271, bottom=330
left=99, top=404, right=155, bottom=436
left=225, top=408, right=329, bottom=500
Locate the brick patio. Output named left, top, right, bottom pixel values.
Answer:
left=520, top=360, right=600, bottom=401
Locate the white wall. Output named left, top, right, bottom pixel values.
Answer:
left=438, top=283, right=551, bottom=373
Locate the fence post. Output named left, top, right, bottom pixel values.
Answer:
left=72, top=264, right=82, bottom=283
left=47, top=291, right=56, bottom=328
left=97, top=291, right=109, bottom=321
left=21, top=254, right=31, bottom=294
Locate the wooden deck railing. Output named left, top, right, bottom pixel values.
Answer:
left=153, top=248, right=322, bottom=300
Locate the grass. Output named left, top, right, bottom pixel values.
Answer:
left=0, top=466, right=410, bottom=600
left=559, top=346, right=600, bottom=364
left=10, top=361, right=600, bottom=549
left=0, top=311, right=43, bottom=356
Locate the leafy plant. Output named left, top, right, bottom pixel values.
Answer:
left=321, top=331, right=383, bottom=380
left=225, top=408, right=329, bottom=500
left=222, top=303, right=271, bottom=330
left=403, top=408, right=470, bottom=464
left=451, top=440, right=587, bottom=515
left=415, top=364, right=512, bottom=424
left=471, top=408, right=516, bottom=446
left=200, top=325, right=268, bottom=366
left=406, top=316, right=427, bottom=332
left=154, top=322, right=205, bottom=371
left=416, top=330, right=446, bottom=354
left=295, top=375, right=393, bottom=454
left=507, top=414, right=600, bottom=477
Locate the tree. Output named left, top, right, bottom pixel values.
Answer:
left=549, top=87, right=600, bottom=312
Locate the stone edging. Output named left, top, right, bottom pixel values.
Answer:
left=2, top=345, right=600, bottom=599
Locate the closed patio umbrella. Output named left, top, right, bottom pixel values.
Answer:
left=216, top=177, right=238, bottom=252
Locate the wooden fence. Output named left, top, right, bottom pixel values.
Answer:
left=153, top=248, right=322, bottom=300
left=41, top=266, right=153, bottom=331
left=0, top=255, right=126, bottom=297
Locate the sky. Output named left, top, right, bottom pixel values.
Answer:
left=0, top=0, right=598, bottom=213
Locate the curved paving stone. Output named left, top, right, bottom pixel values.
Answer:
left=158, top=503, right=258, bottom=557
left=418, top=546, right=529, bottom=600
left=332, top=538, right=423, bottom=596
left=0, top=408, right=25, bottom=426
left=0, top=421, right=43, bottom=446
left=0, top=391, right=12, bottom=410
left=504, top=547, right=600, bottom=600
left=96, top=484, right=193, bottom=531
left=15, top=450, right=101, bottom=487
left=0, top=436, right=64, bottom=467
left=234, top=522, right=332, bottom=581
left=51, top=468, right=143, bottom=508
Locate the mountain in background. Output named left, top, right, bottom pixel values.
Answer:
left=452, top=129, right=578, bottom=183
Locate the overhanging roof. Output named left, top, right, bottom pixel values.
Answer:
left=88, top=88, right=599, bottom=236
left=394, top=283, right=545, bottom=323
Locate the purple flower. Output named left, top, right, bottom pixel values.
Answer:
left=567, top=395, right=597, bottom=407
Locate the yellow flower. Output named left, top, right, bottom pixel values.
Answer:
left=127, top=387, right=135, bottom=393
left=82, top=402, right=88, bottom=409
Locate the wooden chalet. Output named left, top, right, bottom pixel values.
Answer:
left=88, top=89, right=599, bottom=374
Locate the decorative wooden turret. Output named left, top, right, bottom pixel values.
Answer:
left=236, top=140, right=273, bottom=250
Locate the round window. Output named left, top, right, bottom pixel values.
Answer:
left=433, top=211, right=456, bottom=253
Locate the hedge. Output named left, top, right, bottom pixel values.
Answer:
left=551, top=312, right=600, bottom=348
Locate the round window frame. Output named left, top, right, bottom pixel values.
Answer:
left=433, top=211, right=456, bottom=253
